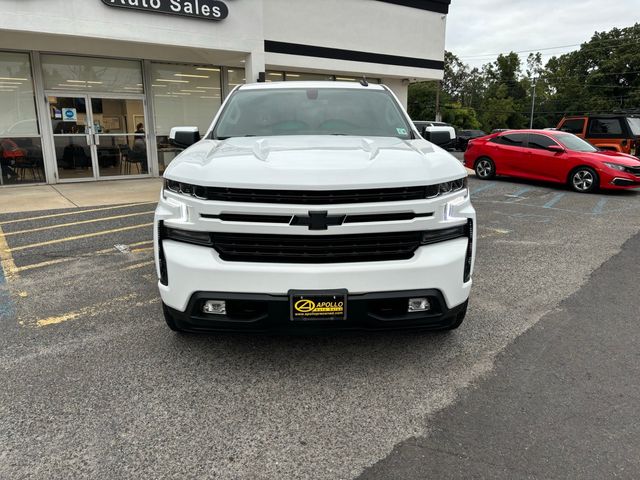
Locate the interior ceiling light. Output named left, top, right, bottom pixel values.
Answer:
left=0, top=77, right=28, bottom=81
left=174, top=73, right=210, bottom=79
left=156, top=79, right=189, bottom=83
left=196, top=67, right=220, bottom=72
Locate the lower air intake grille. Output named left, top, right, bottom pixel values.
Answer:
left=212, top=231, right=422, bottom=263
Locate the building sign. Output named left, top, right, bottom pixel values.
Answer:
left=101, top=0, right=229, bottom=21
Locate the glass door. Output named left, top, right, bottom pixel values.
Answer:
left=47, top=95, right=96, bottom=181
left=47, top=94, right=149, bottom=181
left=91, top=97, right=149, bottom=178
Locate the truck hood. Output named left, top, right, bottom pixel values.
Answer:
left=164, top=136, right=466, bottom=189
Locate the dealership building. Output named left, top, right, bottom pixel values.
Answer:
left=0, top=0, right=450, bottom=187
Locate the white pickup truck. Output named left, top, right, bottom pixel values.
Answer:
left=154, top=81, right=476, bottom=333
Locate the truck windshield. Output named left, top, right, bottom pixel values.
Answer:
left=627, top=117, right=640, bottom=136
left=212, top=88, right=412, bottom=140
left=554, top=133, right=598, bottom=152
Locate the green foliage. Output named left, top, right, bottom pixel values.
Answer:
left=408, top=23, right=640, bottom=131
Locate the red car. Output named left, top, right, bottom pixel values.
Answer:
left=463, top=129, right=640, bottom=193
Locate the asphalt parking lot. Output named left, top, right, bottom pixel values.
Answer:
left=1, top=176, right=640, bottom=479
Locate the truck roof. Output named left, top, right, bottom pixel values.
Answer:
left=239, top=81, right=387, bottom=91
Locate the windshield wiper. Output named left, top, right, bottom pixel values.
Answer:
left=214, top=135, right=256, bottom=140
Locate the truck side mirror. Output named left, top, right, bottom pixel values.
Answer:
left=169, top=127, right=200, bottom=148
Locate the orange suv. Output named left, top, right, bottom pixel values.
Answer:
left=557, top=115, right=640, bottom=157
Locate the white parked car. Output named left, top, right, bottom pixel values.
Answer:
left=154, top=82, right=476, bottom=333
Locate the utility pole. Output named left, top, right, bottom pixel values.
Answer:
left=435, top=80, right=442, bottom=122
left=529, top=78, right=537, bottom=129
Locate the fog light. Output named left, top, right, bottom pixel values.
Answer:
left=203, top=300, right=226, bottom=315
left=408, top=297, right=431, bottom=312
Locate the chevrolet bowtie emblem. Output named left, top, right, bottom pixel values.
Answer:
left=291, top=211, right=346, bottom=231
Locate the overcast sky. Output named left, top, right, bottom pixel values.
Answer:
left=446, top=0, right=639, bottom=69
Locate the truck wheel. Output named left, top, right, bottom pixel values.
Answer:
left=443, top=300, right=468, bottom=330
left=475, top=157, right=495, bottom=179
left=569, top=167, right=598, bottom=193
left=162, top=302, right=184, bottom=332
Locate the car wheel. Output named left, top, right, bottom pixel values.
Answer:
left=569, top=167, right=599, bottom=193
left=443, top=300, right=468, bottom=330
left=474, top=157, right=495, bottom=179
left=162, top=302, right=185, bottom=332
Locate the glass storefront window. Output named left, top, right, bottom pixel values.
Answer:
left=266, top=71, right=284, bottom=83
left=285, top=72, right=333, bottom=81
left=151, top=63, right=223, bottom=173
left=227, top=68, right=246, bottom=89
left=0, top=51, right=43, bottom=185
left=41, top=55, right=143, bottom=94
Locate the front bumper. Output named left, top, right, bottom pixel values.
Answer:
left=599, top=169, right=640, bottom=190
left=158, top=237, right=472, bottom=313
left=154, top=185, right=476, bottom=331
left=164, top=289, right=468, bottom=333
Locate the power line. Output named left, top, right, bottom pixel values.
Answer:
left=457, top=36, right=640, bottom=59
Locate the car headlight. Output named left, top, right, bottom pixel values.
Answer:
left=426, top=177, right=468, bottom=198
left=603, top=162, right=626, bottom=172
left=164, top=179, right=208, bottom=199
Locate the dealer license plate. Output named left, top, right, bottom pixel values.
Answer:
left=289, top=290, right=347, bottom=321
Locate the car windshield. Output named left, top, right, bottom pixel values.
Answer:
left=627, top=117, right=640, bottom=136
left=213, top=88, right=412, bottom=140
left=554, top=133, right=598, bottom=152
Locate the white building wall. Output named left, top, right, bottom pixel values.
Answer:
left=0, top=0, right=265, bottom=64
left=263, top=0, right=446, bottom=81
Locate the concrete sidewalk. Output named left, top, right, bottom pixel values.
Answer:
left=0, top=178, right=163, bottom=214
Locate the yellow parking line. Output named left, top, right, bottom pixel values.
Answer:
left=5, top=211, right=155, bottom=236
left=8, top=223, right=153, bottom=252
left=14, top=240, right=154, bottom=273
left=34, top=293, right=139, bottom=327
left=0, top=226, right=18, bottom=281
left=130, top=246, right=154, bottom=254
left=0, top=202, right=156, bottom=226
left=30, top=294, right=160, bottom=328
left=120, top=260, right=155, bottom=271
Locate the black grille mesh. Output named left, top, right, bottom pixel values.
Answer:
left=212, top=231, right=422, bottom=263
left=200, top=186, right=439, bottom=204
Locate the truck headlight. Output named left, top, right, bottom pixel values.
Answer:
left=427, top=177, right=468, bottom=198
left=164, top=179, right=208, bottom=199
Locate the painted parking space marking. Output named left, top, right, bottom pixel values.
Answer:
left=507, top=187, right=534, bottom=198
left=29, top=293, right=139, bottom=327
left=4, top=211, right=155, bottom=237
left=0, top=227, right=18, bottom=281
left=592, top=198, right=607, bottom=214
left=120, top=260, right=155, bottom=271
left=543, top=193, right=566, bottom=209
left=7, top=223, right=153, bottom=253
left=23, top=294, right=161, bottom=328
left=0, top=202, right=156, bottom=226
left=470, top=182, right=497, bottom=195
left=14, top=240, right=153, bottom=273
